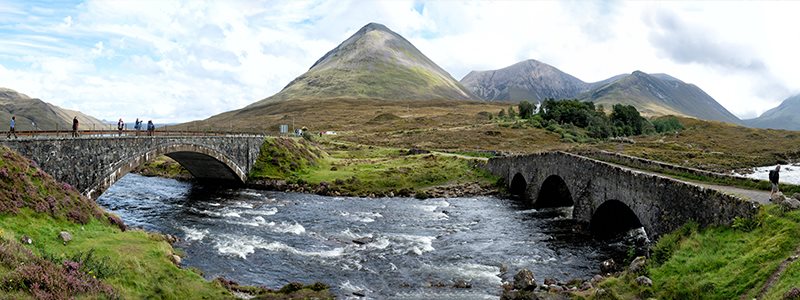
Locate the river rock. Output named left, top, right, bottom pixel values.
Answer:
left=453, top=279, right=472, bottom=289
left=600, top=258, right=616, bottom=273
left=58, top=231, right=72, bottom=243
left=635, top=276, right=653, bottom=287
left=772, top=192, right=787, bottom=205
left=170, top=254, right=181, bottom=265
left=591, top=275, right=604, bottom=284
left=548, top=285, right=565, bottom=293
left=629, top=256, right=647, bottom=274
left=352, top=237, right=374, bottom=245
left=543, top=278, right=557, bottom=286
left=784, top=198, right=800, bottom=210
left=580, top=281, right=593, bottom=291
left=793, top=193, right=800, bottom=201
left=20, top=235, right=32, bottom=244
left=353, top=290, right=366, bottom=297
left=513, top=269, right=537, bottom=291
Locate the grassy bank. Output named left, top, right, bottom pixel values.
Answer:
left=585, top=205, right=800, bottom=299
left=132, top=155, right=192, bottom=179
left=248, top=137, right=498, bottom=196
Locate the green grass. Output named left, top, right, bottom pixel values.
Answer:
left=248, top=137, right=498, bottom=196
left=134, top=155, right=192, bottom=179
left=0, top=209, right=232, bottom=299
left=591, top=205, right=800, bottom=299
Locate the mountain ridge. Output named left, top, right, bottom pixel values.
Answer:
left=246, top=22, right=475, bottom=108
left=744, top=94, right=800, bottom=130
left=0, top=87, right=105, bottom=131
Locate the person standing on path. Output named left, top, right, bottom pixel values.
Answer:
left=7, top=116, right=16, bottom=139
left=770, top=165, right=781, bottom=198
left=72, top=116, right=79, bottom=137
left=147, top=120, right=155, bottom=136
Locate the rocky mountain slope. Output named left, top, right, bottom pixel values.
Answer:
left=245, top=22, right=474, bottom=108
left=460, top=59, right=588, bottom=102
left=579, top=71, right=741, bottom=124
left=744, top=94, right=800, bottom=130
left=0, top=87, right=105, bottom=131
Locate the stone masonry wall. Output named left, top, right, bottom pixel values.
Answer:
left=486, top=152, right=759, bottom=239
left=0, top=135, right=264, bottom=199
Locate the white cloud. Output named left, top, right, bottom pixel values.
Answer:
left=0, top=0, right=798, bottom=122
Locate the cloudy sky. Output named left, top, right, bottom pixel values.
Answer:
left=1, top=0, right=798, bottom=123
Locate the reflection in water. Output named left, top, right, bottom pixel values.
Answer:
left=99, top=174, right=634, bottom=299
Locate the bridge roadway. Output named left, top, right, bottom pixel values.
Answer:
left=0, top=131, right=264, bottom=199
left=486, top=151, right=762, bottom=239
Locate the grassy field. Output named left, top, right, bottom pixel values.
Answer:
left=248, top=136, right=498, bottom=196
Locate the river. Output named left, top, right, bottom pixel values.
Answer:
left=97, top=174, right=631, bottom=299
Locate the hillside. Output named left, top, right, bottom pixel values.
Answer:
left=0, top=87, right=105, bottom=131
left=579, top=71, right=742, bottom=124
left=460, top=59, right=588, bottom=102
left=744, top=94, right=800, bottom=130
left=245, top=22, right=474, bottom=108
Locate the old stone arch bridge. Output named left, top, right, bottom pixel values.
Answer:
left=485, top=152, right=758, bottom=239
left=0, top=135, right=264, bottom=199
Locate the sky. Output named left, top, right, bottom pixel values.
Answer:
left=0, top=0, right=799, bottom=123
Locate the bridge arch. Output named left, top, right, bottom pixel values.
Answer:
left=534, top=175, right=574, bottom=209
left=590, top=199, right=643, bottom=239
left=509, top=173, right=528, bottom=199
left=86, top=143, right=246, bottom=199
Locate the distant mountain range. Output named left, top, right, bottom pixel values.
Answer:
left=460, top=60, right=741, bottom=124
left=245, top=22, right=473, bottom=109
left=195, top=22, right=800, bottom=131
left=744, top=94, right=800, bottom=130
left=0, top=87, right=105, bottom=131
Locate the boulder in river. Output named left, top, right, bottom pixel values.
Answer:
left=513, top=269, right=537, bottom=291
left=600, top=258, right=616, bottom=274
left=352, top=237, right=375, bottom=245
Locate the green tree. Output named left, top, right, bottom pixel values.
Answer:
left=610, top=104, right=652, bottom=136
left=498, top=109, right=506, bottom=119
left=518, top=101, right=534, bottom=119
left=652, top=116, right=684, bottom=133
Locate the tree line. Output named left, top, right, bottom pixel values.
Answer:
left=496, top=99, right=683, bottom=142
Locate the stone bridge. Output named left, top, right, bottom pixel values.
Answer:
left=0, top=135, right=264, bottom=199
left=486, top=152, right=758, bottom=239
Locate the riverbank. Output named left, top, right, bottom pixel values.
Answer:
left=0, top=145, right=333, bottom=299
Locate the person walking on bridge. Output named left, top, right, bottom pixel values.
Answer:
left=117, top=118, right=124, bottom=136
left=72, top=116, right=79, bottom=137
left=7, top=116, right=17, bottom=139
left=770, top=165, right=781, bottom=198
left=134, top=118, right=141, bottom=136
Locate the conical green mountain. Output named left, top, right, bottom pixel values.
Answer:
left=246, top=23, right=474, bottom=108
left=0, top=87, right=105, bottom=131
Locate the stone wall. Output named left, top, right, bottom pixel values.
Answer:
left=0, top=135, right=264, bottom=199
left=486, top=151, right=759, bottom=239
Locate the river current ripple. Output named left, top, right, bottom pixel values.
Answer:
left=98, top=174, right=624, bottom=299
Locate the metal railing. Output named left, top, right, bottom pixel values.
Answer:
left=3, top=129, right=266, bottom=139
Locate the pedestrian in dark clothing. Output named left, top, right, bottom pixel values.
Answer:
left=134, top=118, right=141, bottom=136
left=147, top=120, right=154, bottom=136
left=770, top=165, right=781, bottom=198
left=7, top=116, right=17, bottom=139
left=117, top=118, right=124, bottom=136
left=72, top=116, right=79, bottom=137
